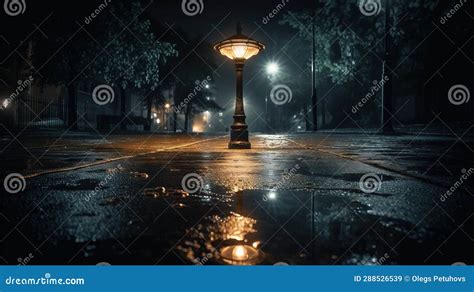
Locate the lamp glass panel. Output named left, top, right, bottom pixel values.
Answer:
left=231, top=44, right=248, bottom=59
left=217, top=42, right=261, bottom=60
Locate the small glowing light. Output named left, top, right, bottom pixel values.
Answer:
left=153, top=113, right=157, bottom=118
left=165, top=103, right=170, bottom=109
left=208, top=124, right=212, bottom=128
left=268, top=191, right=276, bottom=200
left=297, top=125, right=302, bottom=130
left=232, top=245, right=249, bottom=260
left=204, top=111, right=210, bottom=115
left=2, top=99, right=9, bottom=109
left=203, top=115, right=207, bottom=121
left=218, top=112, right=223, bottom=117
left=206, top=96, right=210, bottom=101
left=266, top=62, right=279, bottom=75
left=156, top=118, right=161, bottom=124
left=252, top=241, right=261, bottom=248
left=205, top=84, right=210, bottom=89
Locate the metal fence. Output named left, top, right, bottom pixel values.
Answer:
left=15, top=94, right=66, bottom=128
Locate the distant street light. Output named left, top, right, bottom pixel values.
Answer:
left=265, top=61, right=281, bottom=133
left=214, top=23, right=265, bottom=149
left=266, top=62, right=279, bottom=76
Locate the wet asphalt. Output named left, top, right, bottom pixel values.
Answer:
left=0, top=133, right=472, bottom=265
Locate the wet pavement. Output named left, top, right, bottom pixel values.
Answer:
left=1, top=133, right=473, bottom=265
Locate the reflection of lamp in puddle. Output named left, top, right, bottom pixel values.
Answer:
left=220, top=244, right=261, bottom=265
left=268, top=191, right=276, bottom=200
left=216, top=213, right=263, bottom=265
left=232, top=245, right=248, bottom=260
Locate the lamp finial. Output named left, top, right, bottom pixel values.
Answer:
left=236, top=22, right=242, bottom=34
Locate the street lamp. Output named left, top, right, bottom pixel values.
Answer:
left=214, top=23, right=265, bottom=149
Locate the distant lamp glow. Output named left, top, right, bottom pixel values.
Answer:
left=218, top=112, right=223, bottom=117
left=156, top=118, right=160, bottom=124
left=165, top=103, right=170, bottom=109
left=153, top=113, right=157, bottom=118
left=266, top=62, right=279, bottom=75
left=205, top=84, right=210, bottom=89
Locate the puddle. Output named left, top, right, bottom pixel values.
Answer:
left=130, top=171, right=149, bottom=179
left=177, top=212, right=264, bottom=265
left=143, top=185, right=232, bottom=205
left=50, top=179, right=103, bottom=191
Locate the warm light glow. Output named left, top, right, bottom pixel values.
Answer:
left=156, top=118, right=160, bottom=124
left=217, top=42, right=262, bottom=60
left=192, top=126, right=203, bottom=133
left=165, top=103, right=170, bottom=109
left=153, top=113, right=157, bottom=118
left=232, top=245, right=249, bottom=260
left=266, top=62, right=279, bottom=75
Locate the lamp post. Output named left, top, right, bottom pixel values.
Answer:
left=214, top=23, right=265, bottom=149
left=265, top=62, right=280, bottom=133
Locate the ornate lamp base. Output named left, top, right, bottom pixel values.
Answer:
left=228, top=124, right=251, bottom=149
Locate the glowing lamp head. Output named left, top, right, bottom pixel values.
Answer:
left=214, top=23, right=265, bottom=62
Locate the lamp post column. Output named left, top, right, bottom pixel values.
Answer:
left=229, top=60, right=251, bottom=149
